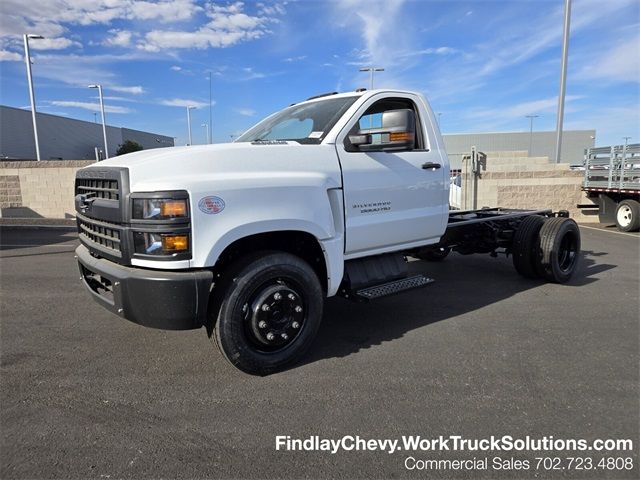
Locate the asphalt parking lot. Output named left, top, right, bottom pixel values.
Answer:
left=1, top=225, right=638, bottom=479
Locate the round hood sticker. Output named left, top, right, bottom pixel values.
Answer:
left=198, top=196, right=225, bottom=214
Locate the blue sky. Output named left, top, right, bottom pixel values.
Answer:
left=0, top=0, right=638, bottom=147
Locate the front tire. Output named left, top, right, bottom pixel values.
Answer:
left=210, top=252, right=323, bottom=375
left=615, top=199, right=640, bottom=232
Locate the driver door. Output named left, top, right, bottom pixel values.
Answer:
left=336, top=94, right=448, bottom=256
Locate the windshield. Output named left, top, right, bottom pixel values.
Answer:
left=236, top=96, right=359, bottom=144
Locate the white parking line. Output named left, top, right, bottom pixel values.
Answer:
left=580, top=225, right=640, bottom=237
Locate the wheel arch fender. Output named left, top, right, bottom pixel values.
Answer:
left=205, top=221, right=344, bottom=296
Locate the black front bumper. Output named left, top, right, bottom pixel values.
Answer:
left=76, top=245, right=212, bottom=330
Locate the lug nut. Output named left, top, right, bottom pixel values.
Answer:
left=258, top=320, right=267, bottom=329
left=295, top=306, right=303, bottom=313
left=292, top=321, right=300, bottom=329
left=266, top=332, right=275, bottom=341
left=281, top=333, right=288, bottom=340
left=261, top=304, right=270, bottom=312
left=273, top=292, right=282, bottom=300
left=288, top=293, right=296, bottom=300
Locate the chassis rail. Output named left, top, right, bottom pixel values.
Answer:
left=416, top=208, right=563, bottom=256
left=447, top=207, right=553, bottom=228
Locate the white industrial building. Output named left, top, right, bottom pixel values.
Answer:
left=443, top=130, right=595, bottom=168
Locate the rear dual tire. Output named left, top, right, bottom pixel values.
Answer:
left=512, top=216, right=580, bottom=283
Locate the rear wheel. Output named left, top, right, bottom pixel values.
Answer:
left=209, top=252, right=323, bottom=375
left=512, top=215, right=546, bottom=279
left=615, top=199, right=640, bottom=232
left=535, top=217, right=581, bottom=283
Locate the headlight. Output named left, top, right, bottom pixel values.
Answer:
left=134, top=232, right=189, bottom=255
left=132, top=198, right=188, bottom=220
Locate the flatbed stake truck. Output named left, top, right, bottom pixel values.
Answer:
left=74, top=89, right=581, bottom=375
left=579, top=144, right=640, bottom=232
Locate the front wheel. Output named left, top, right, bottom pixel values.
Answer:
left=209, top=252, right=323, bottom=375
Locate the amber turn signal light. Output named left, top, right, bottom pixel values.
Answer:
left=389, top=132, right=414, bottom=142
left=161, top=234, right=189, bottom=252
left=160, top=200, right=188, bottom=217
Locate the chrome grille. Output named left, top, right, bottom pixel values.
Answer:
left=75, top=178, right=119, bottom=200
left=78, top=217, right=122, bottom=256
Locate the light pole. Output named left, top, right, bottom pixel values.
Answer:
left=526, top=114, right=539, bottom=156
left=359, top=67, right=384, bottom=90
left=437, top=112, right=442, bottom=127
left=186, top=106, right=196, bottom=145
left=201, top=123, right=209, bottom=144
left=23, top=34, right=44, bottom=161
left=207, top=71, right=213, bottom=144
left=554, top=0, right=572, bottom=163
left=88, top=84, right=109, bottom=159
left=623, top=136, right=631, bottom=148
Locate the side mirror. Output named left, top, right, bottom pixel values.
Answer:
left=347, top=109, right=416, bottom=152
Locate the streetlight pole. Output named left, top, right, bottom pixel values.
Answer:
left=359, top=67, right=385, bottom=89
left=526, top=114, right=539, bottom=156
left=554, top=0, right=572, bottom=164
left=186, top=106, right=196, bottom=145
left=201, top=123, right=209, bottom=144
left=89, top=84, right=109, bottom=159
left=207, top=71, right=213, bottom=144
left=623, top=137, right=631, bottom=148
left=23, top=34, right=44, bottom=161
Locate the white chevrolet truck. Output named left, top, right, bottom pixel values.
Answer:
left=75, top=89, right=581, bottom=375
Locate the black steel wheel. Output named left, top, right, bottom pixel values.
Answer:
left=535, top=217, right=581, bottom=283
left=209, top=252, right=323, bottom=375
left=512, top=215, right=546, bottom=279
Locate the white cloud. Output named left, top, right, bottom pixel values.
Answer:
left=110, top=85, right=145, bottom=94
left=50, top=100, right=132, bottom=114
left=208, top=1, right=245, bottom=15
left=577, top=34, right=639, bottom=83
left=467, top=95, right=584, bottom=123
left=257, top=2, right=287, bottom=16
left=137, top=2, right=284, bottom=52
left=29, top=37, right=81, bottom=50
left=234, top=108, right=256, bottom=116
left=160, top=98, right=208, bottom=108
left=104, top=30, right=133, bottom=48
left=283, top=55, right=307, bottom=62
left=335, top=0, right=406, bottom=66
left=170, top=65, right=182, bottom=71
left=0, top=50, right=22, bottom=61
left=401, top=47, right=458, bottom=58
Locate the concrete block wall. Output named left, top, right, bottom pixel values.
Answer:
left=0, top=160, right=95, bottom=219
left=461, top=151, right=599, bottom=223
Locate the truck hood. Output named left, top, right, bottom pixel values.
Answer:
left=82, top=142, right=342, bottom=192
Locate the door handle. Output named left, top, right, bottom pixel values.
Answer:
left=422, top=162, right=441, bottom=170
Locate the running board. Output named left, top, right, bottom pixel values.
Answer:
left=354, top=274, right=434, bottom=301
